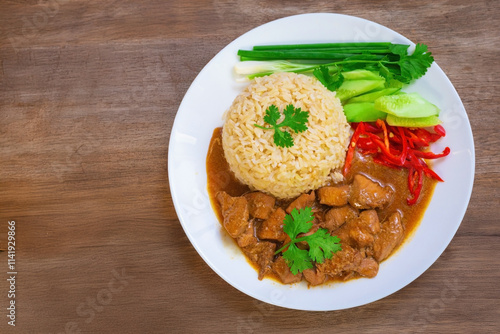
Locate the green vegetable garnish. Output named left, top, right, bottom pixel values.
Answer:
left=274, top=207, right=342, bottom=275
left=236, top=42, right=434, bottom=85
left=374, top=92, right=440, bottom=118
left=254, top=104, right=309, bottom=148
left=313, top=65, right=344, bottom=91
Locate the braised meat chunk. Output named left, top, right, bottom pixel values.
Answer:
left=216, top=191, right=249, bottom=238
left=321, top=205, right=359, bottom=233
left=286, top=191, right=315, bottom=213
left=334, top=209, right=380, bottom=248
left=242, top=241, right=276, bottom=280
left=257, top=208, right=287, bottom=242
left=349, top=174, right=394, bottom=209
left=244, top=192, right=276, bottom=219
left=302, top=267, right=326, bottom=286
left=271, top=256, right=302, bottom=284
left=236, top=220, right=257, bottom=248
left=317, top=244, right=379, bottom=278
left=317, top=185, right=350, bottom=206
left=357, top=257, right=379, bottom=278
left=372, top=212, right=404, bottom=262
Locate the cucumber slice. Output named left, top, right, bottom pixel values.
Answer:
left=385, top=79, right=405, bottom=88
left=336, top=79, right=386, bottom=102
left=374, top=92, right=440, bottom=118
left=386, top=114, right=441, bottom=127
left=342, top=69, right=384, bottom=81
left=346, top=87, right=401, bottom=103
left=343, top=102, right=387, bottom=122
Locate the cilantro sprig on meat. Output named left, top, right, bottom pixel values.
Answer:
left=254, top=104, right=309, bottom=148
left=274, top=207, right=342, bottom=275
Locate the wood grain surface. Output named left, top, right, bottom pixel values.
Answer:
left=1, top=1, right=499, bottom=333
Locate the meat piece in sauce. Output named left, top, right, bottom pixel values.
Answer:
left=302, top=267, right=326, bottom=286
left=349, top=174, right=394, bottom=209
left=286, top=191, right=315, bottom=213
left=216, top=191, right=249, bottom=238
left=316, top=244, right=378, bottom=278
left=334, top=209, right=380, bottom=248
left=372, top=212, right=404, bottom=262
left=321, top=205, right=359, bottom=233
left=317, top=185, right=350, bottom=206
left=357, top=257, right=379, bottom=278
left=244, top=192, right=276, bottom=219
left=236, top=220, right=257, bottom=248
left=257, top=208, right=287, bottom=242
left=271, top=256, right=302, bottom=284
left=242, top=241, right=276, bottom=280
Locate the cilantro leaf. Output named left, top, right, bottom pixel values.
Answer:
left=283, top=207, right=314, bottom=237
left=275, top=207, right=342, bottom=274
left=388, top=43, right=410, bottom=56
left=313, top=65, right=344, bottom=91
left=282, top=243, right=313, bottom=275
left=281, top=104, right=309, bottom=133
left=254, top=104, right=309, bottom=148
left=304, top=230, right=342, bottom=263
left=262, top=104, right=280, bottom=126
left=398, top=43, right=434, bottom=83
left=273, top=128, right=294, bottom=148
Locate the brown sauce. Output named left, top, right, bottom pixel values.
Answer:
left=206, top=127, right=436, bottom=283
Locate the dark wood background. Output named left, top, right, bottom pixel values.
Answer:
left=1, top=1, right=499, bottom=333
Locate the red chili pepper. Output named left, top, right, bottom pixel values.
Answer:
left=343, top=122, right=365, bottom=176
left=413, top=147, right=450, bottom=159
left=408, top=166, right=416, bottom=192
left=403, top=128, right=427, bottom=148
left=357, top=137, right=377, bottom=150
left=407, top=168, right=423, bottom=205
left=366, top=133, right=405, bottom=165
left=376, top=119, right=390, bottom=149
left=408, top=149, right=445, bottom=182
left=422, top=166, right=444, bottom=182
left=434, top=124, right=446, bottom=137
left=344, top=120, right=449, bottom=206
left=373, top=156, right=401, bottom=169
left=413, top=128, right=432, bottom=145
left=362, top=122, right=381, bottom=133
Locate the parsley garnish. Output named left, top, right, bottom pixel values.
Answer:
left=254, top=104, right=309, bottom=148
left=274, top=207, right=342, bottom=275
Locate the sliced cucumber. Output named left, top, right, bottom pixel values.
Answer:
left=346, top=87, right=401, bottom=104
left=385, top=79, right=405, bottom=89
left=336, top=79, right=386, bottom=102
left=386, top=114, right=441, bottom=127
left=374, top=92, right=440, bottom=118
left=341, top=69, right=384, bottom=81
left=343, top=102, right=387, bottom=122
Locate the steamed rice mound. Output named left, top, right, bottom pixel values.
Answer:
left=222, top=72, right=350, bottom=199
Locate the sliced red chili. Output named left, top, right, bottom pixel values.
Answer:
left=413, top=147, right=450, bottom=159
left=434, top=124, right=446, bottom=137
left=344, top=120, right=448, bottom=205
left=343, top=122, right=365, bottom=176
left=357, top=137, right=377, bottom=150
left=376, top=119, right=390, bottom=149
left=407, top=168, right=423, bottom=205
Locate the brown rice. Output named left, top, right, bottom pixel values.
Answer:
left=222, top=72, right=350, bottom=199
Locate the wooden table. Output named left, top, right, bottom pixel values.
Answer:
left=1, top=1, right=498, bottom=333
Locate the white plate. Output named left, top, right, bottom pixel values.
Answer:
left=168, top=13, right=475, bottom=311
